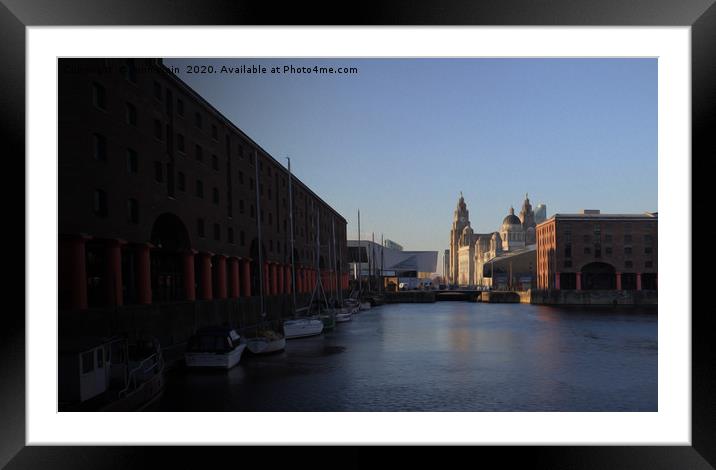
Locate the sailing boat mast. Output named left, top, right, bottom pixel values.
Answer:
left=381, top=233, right=384, bottom=293
left=332, top=216, right=338, bottom=301
left=337, top=219, right=343, bottom=304
left=357, top=209, right=361, bottom=298
left=254, top=150, right=265, bottom=318
left=287, top=157, right=297, bottom=315
left=371, top=232, right=375, bottom=293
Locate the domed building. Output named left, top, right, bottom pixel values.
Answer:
left=448, top=193, right=546, bottom=289
left=500, top=207, right=526, bottom=251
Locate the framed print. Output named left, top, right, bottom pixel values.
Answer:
left=2, top=0, right=713, bottom=467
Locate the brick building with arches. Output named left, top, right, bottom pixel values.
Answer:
left=59, top=58, right=349, bottom=320
left=536, top=211, right=657, bottom=292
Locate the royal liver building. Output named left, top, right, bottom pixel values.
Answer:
left=448, top=193, right=544, bottom=288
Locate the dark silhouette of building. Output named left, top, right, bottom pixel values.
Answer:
left=536, top=210, right=657, bottom=291
left=59, top=58, right=348, bottom=311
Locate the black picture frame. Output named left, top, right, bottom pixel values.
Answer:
left=2, top=0, right=711, bottom=467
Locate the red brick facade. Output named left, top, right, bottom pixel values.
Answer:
left=536, top=213, right=657, bottom=291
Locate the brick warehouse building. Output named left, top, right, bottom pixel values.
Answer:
left=536, top=211, right=657, bottom=291
left=59, top=58, right=349, bottom=325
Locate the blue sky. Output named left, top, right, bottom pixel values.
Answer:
left=165, top=58, right=657, bottom=274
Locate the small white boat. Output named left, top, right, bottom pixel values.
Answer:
left=335, top=309, right=353, bottom=323
left=246, top=330, right=286, bottom=354
left=185, top=327, right=246, bottom=369
left=283, top=318, right=324, bottom=339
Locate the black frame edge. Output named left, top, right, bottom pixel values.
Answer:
left=3, top=0, right=714, bottom=468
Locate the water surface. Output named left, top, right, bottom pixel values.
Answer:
left=153, top=302, right=657, bottom=411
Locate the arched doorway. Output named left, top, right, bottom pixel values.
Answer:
left=150, top=213, right=191, bottom=302
left=581, top=262, right=616, bottom=290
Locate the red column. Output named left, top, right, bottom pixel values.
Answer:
left=60, top=234, right=90, bottom=310
left=270, top=263, right=278, bottom=295
left=616, top=272, right=622, bottom=291
left=298, top=267, right=304, bottom=293
left=229, top=257, right=240, bottom=298
left=105, top=239, right=125, bottom=306
left=199, top=252, right=213, bottom=300
left=554, top=272, right=560, bottom=290
left=136, top=243, right=152, bottom=305
left=183, top=250, right=196, bottom=301
left=576, top=272, right=582, bottom=291
left=214, top=255, right=227, bottom=299
left=277, top=264, right=285, bottom=294
left=241, top=258, right=252, bottom=297
left=264, top=262, right=270, bottom=296
left=285, top=265, right=292, bottom=294
left=636, top=272, right=642, bottom=291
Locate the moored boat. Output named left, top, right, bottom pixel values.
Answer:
left=59, top=335, right=165, bottom=411
left=283, top=318, right=324, bottom=339
left=246, top=330, right=286, bottom=354
left=185, top=327, right=246, bottom=369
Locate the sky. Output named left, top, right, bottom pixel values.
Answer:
left=164, top=58, right=657, bottom=275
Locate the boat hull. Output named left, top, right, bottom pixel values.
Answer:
left=335, top=313, right=352, bottom=322
left=185, top=343, right=246, bottom=369
left=284, top=319, right=324, bottom=339
left=246, top=337, right=286, bottom=354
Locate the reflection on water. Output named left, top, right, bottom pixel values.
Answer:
left=153, top=303, right=657, bottom=412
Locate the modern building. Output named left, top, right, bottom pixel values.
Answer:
left=536, top=210, right=657, bottom=291
left=59, top=58, right=348, bottom=312
left=384, top=239, right=404, bottom=251
left=348, top=240, right=437, bottom=290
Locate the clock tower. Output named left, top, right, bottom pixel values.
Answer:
left=449, top=192, right=470, bottom=284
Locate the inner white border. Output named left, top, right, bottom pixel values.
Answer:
left=27, top=26, right=691, bottom=445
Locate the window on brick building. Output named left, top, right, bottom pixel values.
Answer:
left=197, top=218, right=205, bottom=238
left=195, top=144, right=203, bottom=161
left=196, top=180, right=203, bottom=198
left=154, top=161, right=163, bottom=182
left=93, top=133, right=107, bottom=161
left=126, top=148, right=138, bottom=173
left=127, top=199, right=139, bottom=224
left=213, top=223, right=221, bottom=241
left=92, top=82, right=106, bottom=110
left=93, top=189, right=108, bottom=217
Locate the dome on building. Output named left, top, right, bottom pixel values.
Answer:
left=502, top=207, right=522, bottom=229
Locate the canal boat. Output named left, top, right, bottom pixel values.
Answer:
left=185, top=327, right=246, bottom=369
left=359, top=302, right=372, bottom=311
left=246, top=329, right=286, bottom=354
left=59, top=335, right=165, bottom=411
